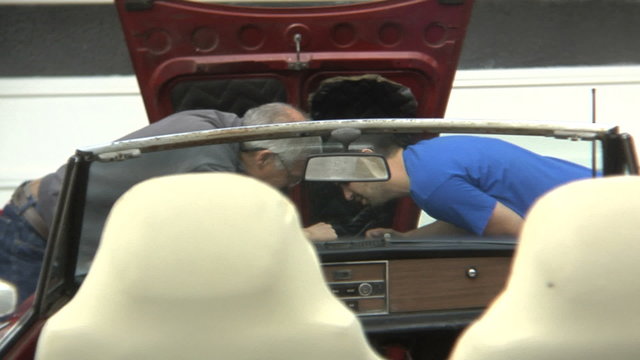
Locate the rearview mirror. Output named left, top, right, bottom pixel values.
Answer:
left=304, top=154, right=390, bottom=182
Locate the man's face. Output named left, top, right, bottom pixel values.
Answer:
left=341, top=181, right=395, bottom=207
left=242, top=107, right=309, bottom=189
left=260, top=153, right=305, bottom=190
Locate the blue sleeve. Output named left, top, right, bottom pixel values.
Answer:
left=419, top=176, right=497, bottom=235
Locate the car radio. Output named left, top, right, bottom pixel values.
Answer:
left=323, top=261, right=389, bottom=315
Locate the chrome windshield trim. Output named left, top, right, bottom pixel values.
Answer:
left=78, top=118, right=618, bottom=158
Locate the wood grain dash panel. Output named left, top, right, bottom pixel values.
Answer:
left=388, top=257, right=511, bottom=312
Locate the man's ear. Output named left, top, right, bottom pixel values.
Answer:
left=255, top=150, right=276, bottom=168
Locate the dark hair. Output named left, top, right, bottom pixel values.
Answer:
left=308, top=75, right=418, bottom=157
left=309, top=74, right=418, bottom=120
left=348, top=134, right=412, bottom=157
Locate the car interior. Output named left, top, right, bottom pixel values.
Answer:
left=6, top=66, right=624, bottom=360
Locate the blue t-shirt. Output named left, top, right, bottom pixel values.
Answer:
left=403, top=136, right=594, bottom=235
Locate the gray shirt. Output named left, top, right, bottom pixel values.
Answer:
left=37, top=109, right=244, bottom=231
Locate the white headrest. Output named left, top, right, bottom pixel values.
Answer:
left=36, top=173, right=382, bottom=360
left=449, top=176, right=640, bottom=360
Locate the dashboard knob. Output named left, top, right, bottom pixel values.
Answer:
left=358, top=282, right=374, bottom=296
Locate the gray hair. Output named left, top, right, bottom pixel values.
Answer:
left=241, top=103, right=320, bottom=169
left=243, top=102, right=303, bottom=126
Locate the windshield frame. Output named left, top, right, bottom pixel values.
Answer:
left=80, top=118, right=620, bottom=159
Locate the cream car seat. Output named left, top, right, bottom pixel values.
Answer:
left=449, top=176, right=640, bottom=360
left=35, top=173, right=383, bottom=360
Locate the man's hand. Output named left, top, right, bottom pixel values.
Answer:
left=366, top=221, right=472, bottom=239
left=304, top=222, right=338, bottom=242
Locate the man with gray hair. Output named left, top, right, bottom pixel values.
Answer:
left=0, top=102, right=336, bottom=305
left=239, top=103, right=318, bottom=190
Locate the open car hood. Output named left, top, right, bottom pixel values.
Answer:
left=114, top=0, right=475, bottom=122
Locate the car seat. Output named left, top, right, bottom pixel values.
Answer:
left=35, top=173, right=383, bottom=360
left=448, top=176, right=640, bottom=360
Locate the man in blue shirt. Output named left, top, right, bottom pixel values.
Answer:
left=341, top=135, right=595, bottom=238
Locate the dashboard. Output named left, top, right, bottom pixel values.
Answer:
left=316, top=237, right=515, bottom=333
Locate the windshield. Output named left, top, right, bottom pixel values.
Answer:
left=75, top=137, right=322, bottom=275
left=74, top=131, right=603, bottom=278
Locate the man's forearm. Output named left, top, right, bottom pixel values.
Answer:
left=403, top=220, right=472, bottom=238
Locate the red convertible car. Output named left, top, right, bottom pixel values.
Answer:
left=0, top=0, right=637, bottom=359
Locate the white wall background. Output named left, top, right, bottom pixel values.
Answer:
left=0, top=77, right=148, bottom=204
left=1, top=65, right=639, bottom=205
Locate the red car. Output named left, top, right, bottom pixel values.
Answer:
left=0, top=1, right=637, bottom=359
